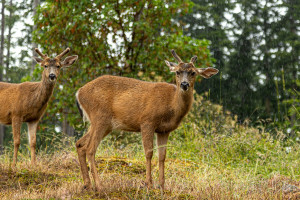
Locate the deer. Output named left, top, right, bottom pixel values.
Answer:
left=0, top=48, right=78, bottom=167
left=75, top=50, right=218, bottom=191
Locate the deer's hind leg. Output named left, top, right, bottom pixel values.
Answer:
left=27, top=121, right=38, bottom=166
left=12, top=117, right=22, bottom=167
left=157, top=132, right=170, bottom=190
left=76, top=130, right=92, bottom=190
left=85, top=121, right=111, bottom=192
left=141, top=124, right=155, bottom=187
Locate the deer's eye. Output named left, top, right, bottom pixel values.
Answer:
left=44, top=65, right=48, bottom=68
left=57, top=65, right=60, bottom=69
left=176, top=71, right=180, bottom=76
left=191, top=72, right=196, bottom=76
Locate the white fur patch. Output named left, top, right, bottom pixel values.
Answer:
left=27, top=122, right=38, bottom=144
left=28, top=130, right=31, bottom=141
left=111, top=118, right=128, bottom=130
left=76, top=91, right=91, bottom=123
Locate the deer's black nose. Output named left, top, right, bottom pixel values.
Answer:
left=49, top=74, right=56, bottom=80
left=180, top=82, right=189, bottom=91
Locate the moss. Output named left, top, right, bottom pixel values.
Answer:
left=0, top=167, right=63, bottom=192
left=177, top=193, right=196, bottom=199
left=96, top=157, right=146, bottom=176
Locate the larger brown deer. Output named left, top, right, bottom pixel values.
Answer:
left=0, top=48, right=78, bottom=166
left=75, top=50, right=218, bottom=191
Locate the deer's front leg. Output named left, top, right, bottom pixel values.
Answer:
left=157, top=132, right=170, bottom=190
left=12, top=117, right=22, bottom=167
left=141, top=125, right=154, bottom=187
left=27, top=121, right=38, bottom=166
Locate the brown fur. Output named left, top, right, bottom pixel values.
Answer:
left=75, top=50, right=218, bottom=191
left=0, top=48, right=78, bottom=166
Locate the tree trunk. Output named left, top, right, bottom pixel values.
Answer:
left=31, top=0, right=40, bottom=75
left=0, top=0, right=5, bottom=154
left=63, top=118, right=75, bottom=137
left=62, top=108, right=75, bottom=138
left=262, top=2, right=272, bottom=116
left=6, top=0, right=12, bottom=77
left=288, top=0, right=298, bottom=137
left=0, top=0, right=5, bottom=80
left=62, top=113, right=75, bottom=146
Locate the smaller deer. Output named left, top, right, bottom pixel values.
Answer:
left=75, top=50, right=218, bottom=191
left=0, top=48, right=78, bottom=166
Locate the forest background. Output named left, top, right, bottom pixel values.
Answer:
left=0, top=0, right=299, bottom=148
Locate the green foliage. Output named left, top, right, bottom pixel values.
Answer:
left=32, top=0, right=215, bottom=135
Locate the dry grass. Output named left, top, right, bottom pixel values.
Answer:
left=1, top=149, right=299, bottom=200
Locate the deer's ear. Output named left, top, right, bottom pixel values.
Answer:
left=33, top=57, right=43, bottom=63
left=61, top=55, right=78, bottom=67
left=165, top=60, right=177, bottom=72
left=197, top=67, right=219, bottom=79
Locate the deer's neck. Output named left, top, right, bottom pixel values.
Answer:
left=173, top=87, right=194, bottom=121
left=37, top=76, right=55, bottom=106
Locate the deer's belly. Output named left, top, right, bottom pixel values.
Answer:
left=0, top=118, right=11, bottom=125
left=0, top=109, right=12, bottom=125
left=111, top=118, right=140, bottom=132
left=23, top=107, right=46, bottom=123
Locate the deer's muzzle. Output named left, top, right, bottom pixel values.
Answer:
left=180, top=82, right=189, bottom=91
left=49, top=74, right=56, bottom=81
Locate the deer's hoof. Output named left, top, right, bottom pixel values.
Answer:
left=141, top=180, right=153, bottom=189
left=82, top=184, right=92, bottom=191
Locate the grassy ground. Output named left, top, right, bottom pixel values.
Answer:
left=0, top=94, right=299, bottom=199
left=0, top=148, right=299, bottom=199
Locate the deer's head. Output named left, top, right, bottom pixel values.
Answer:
left=165, top=50, right=219, bottom=92
left=33, top=48, right=78, bottom=83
